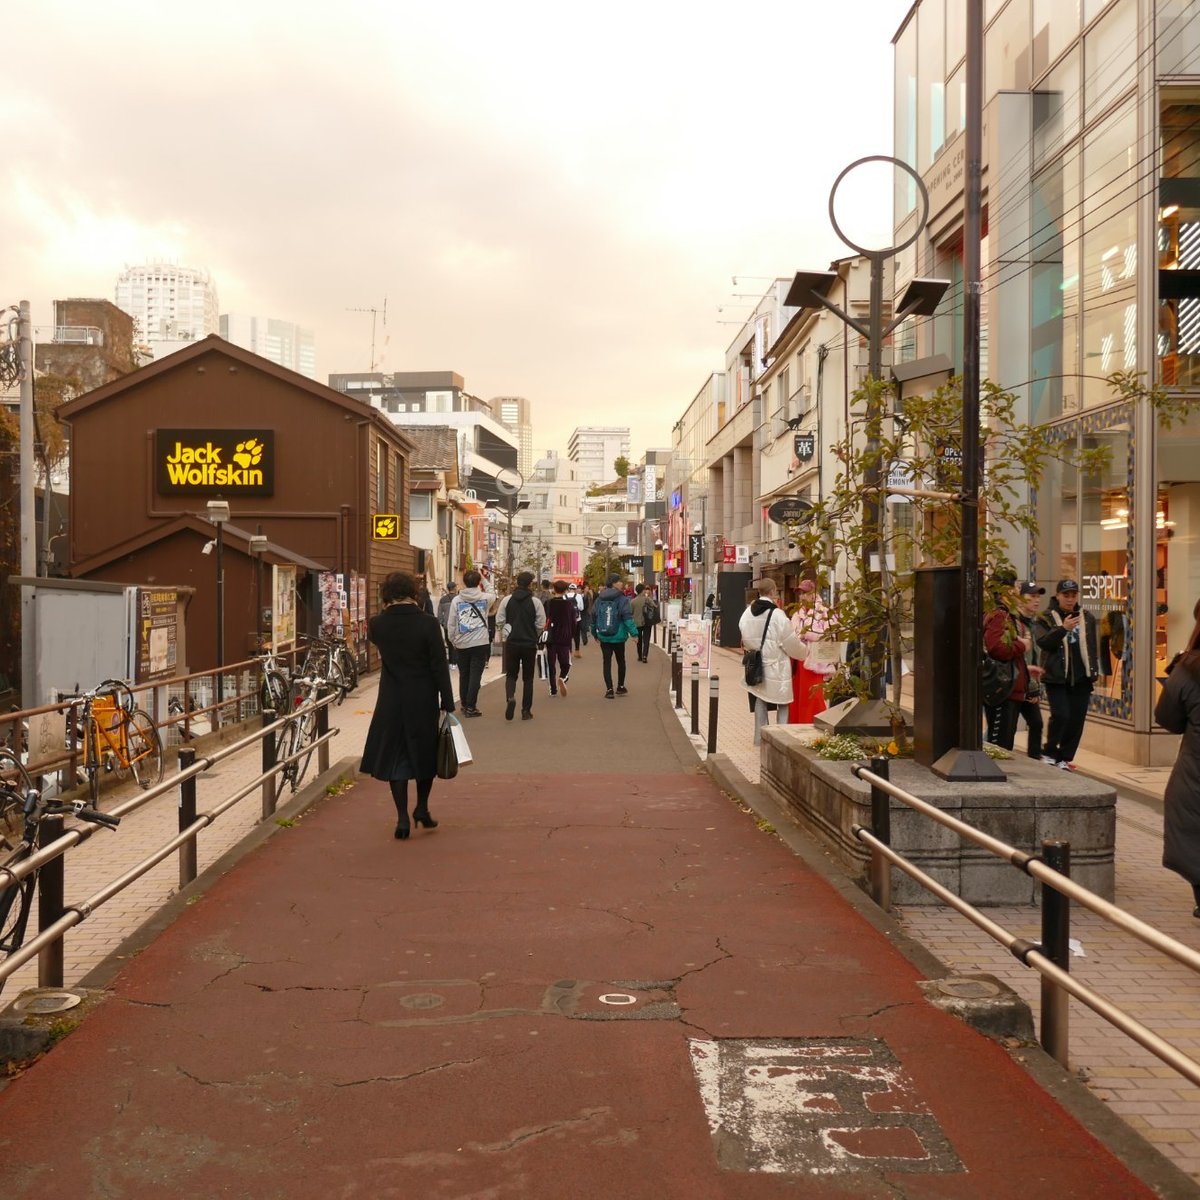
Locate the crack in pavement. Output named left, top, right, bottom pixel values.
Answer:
left=333, top=1055, right=484, bottom=1087
left=467, top=1106, right=611, bottom=1153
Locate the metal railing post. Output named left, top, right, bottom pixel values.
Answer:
left=37, top=813, right=66, bottom=988
left=1040, top=839, right=1071, bottom=1067
left=707, top=675, right=719, bottom=753
left=868, top=755, right=892, bottom=912
left=262, top=709, right=278, bottom=819
left=178, top=747, right=197, bottom=888
left=690, top=663, right=700, bottom=735
left=316, top=690, right=330, bottom=776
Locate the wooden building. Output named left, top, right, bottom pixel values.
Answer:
left=57, top=336, right=417, bottom=673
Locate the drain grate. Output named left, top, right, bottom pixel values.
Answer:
left=689, top=1037, right=963, bottom=1176
left=543, top=979, right=680, bottom=1021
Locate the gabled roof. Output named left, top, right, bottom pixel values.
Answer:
left=57, top=334, right=415, bottom=452
left=397, top=424, right=458, bottom=471
left=71, top=513, right=327, bottom=578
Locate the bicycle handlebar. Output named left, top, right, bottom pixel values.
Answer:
left=44, top=801, right=121, bottom=828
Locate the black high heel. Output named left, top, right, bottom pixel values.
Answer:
left=413, top=810, right=438, bottom=829
left=394, top=821, right=410, bottom=840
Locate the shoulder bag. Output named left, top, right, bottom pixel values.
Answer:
left=436, top=713, right=459, bottom=779
left=742, top=608, right=774, bottom=686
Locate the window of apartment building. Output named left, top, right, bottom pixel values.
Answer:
left=1031, top=146, right=1081, bottom=422
left=1081, top=96, right=1137, bottom=408
left=410, top=492, right=433, bottom=521
left=1084, top=0, right=1135, bottom=124
left=918, top=0, right=946, bottom=171
left=1158, top=0, right=1200, bottom=74
left=1032, top=49, right=1080, bottom=169
left=985, top=0, right=1031, bottom=102
left=427, top=391, right=453, bottom=413
left=895, top=14, right=918, bottom=219
left=1158, top=91, right=1200, bottom=389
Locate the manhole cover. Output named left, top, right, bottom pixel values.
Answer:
left=935, top=978, right=1001, bottom=1000
left=12, top=990, right=82, bottom=1015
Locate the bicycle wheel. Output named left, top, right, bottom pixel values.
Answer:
left=0, top=750, right=31, bottom=853
left=126, top=710, right=164, bottom=789
left=289, top=715, right=316, bottom=792
left=336, top=646, right=358, bottom=693
left=0, top=871, right=35, bottom=962
left=272, top=719, right=298, bottom=801
left=260, top=671, right=289, bottom=716
left=326, top=657, right=348, bottom=705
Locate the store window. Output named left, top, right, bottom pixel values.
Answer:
left=1032, top=0, right=1080, bottom=78
left=1157, top=0, right=1200, bottom=75
left=1158, top=92, right=1200, bottom=389
left=1083, top=0, right=1136, bottom=124
left=1156, top=410, right=1200, bottom=684
left=985, top=0, right=1031, bottom=101
left=1035, top=405, right=1133, bottom=718
left=1032, top=49, right=1080, bottom=169
left=1081, top=98, right=1137, bottom=409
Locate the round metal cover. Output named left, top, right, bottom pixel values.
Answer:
left=935, top=978, right=1000, bottom=1000
left=12, top=989, right=82, bottom=1015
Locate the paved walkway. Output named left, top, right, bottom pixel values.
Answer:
left=0, top=639, right=1180, bottom=1198
left=667, top=636, right=1200, bottom=1185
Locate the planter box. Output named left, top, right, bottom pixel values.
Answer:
left=760, top=728, right=1115, bottom=904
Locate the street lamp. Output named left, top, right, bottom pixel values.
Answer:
left=249, top=526, right=269, bottom=650
left=786, top=157, right=948, bottom=735
left=206, top=498, right=230, bottom=703
left=486, top=467, right=529, bottom=588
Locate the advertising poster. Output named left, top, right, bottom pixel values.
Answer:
left=135, top=588, right=178, bottom=683
left=273, top=564, right=297, bottom=648
left=680, top=616, right=711, bottom=673
left=318, top=571, right=342, bottom=634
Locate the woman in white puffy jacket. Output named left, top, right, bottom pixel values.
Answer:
left=739, top=578, right=794, bottom=745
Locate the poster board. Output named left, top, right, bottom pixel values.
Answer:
left=134, top=587, right=180, bottom=683
left=680, top=616, right=712, bottom=673
left=272, top=564, right=297, bottom=649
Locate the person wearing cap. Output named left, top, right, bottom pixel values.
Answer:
left=1035, top=578, right=1099, bottom=770
left=1152, top=607, right=1200, bottom=920
left=983, top=581, right=1046, bottom=757
left=788, top=579, right=835, bottom=725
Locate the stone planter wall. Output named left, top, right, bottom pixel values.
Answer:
left=760, top=727, right=1116, bottom=905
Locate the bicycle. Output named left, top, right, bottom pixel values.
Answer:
left=254, top=644, right=292, bottom=715
left=273, top=673, right=327, bottom=800
left=326, top=632, right=359, bottom=694
left=62, top=680, right=165, bottom=802
left=1, top=769, right=120, bottom=997
left=298, top=636, right=349, bottom=704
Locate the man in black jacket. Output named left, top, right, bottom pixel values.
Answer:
left=496, top=571, right=546, bottom=721
left=1035, top=578, right=1099, bottom=770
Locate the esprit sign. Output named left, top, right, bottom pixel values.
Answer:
left=156, top=430, right=274, bottom=495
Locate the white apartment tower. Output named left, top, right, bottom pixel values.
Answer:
left=115, top=263, right=218, bottom=357
left=489, top=395, right=533, bottom=480
left=220, top=314, right=317, bottom=379
left=567, top=426, right=630, bottom=486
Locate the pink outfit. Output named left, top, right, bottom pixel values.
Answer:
left=789, top=599, right=834, bottom=724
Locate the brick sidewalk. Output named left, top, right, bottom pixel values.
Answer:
left=666, top=636, right=1200, bottom=1184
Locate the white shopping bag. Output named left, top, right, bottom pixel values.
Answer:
left=449, top=717, right=473, bottom=766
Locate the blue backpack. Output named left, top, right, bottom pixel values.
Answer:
left=593, top=596, right=620, bottom=637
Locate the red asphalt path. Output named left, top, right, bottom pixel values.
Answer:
left=0, top=663, right=1166, bottom=1199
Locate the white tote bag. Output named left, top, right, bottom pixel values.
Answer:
left=449, top=716, right=473, bottom=766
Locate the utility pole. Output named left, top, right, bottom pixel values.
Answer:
left=18, top=302, right=35, bottom=706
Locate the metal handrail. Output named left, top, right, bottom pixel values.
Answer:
left=850, top=759, right=1200, bottom=1086
left=0, top=694, right=340, bottom=990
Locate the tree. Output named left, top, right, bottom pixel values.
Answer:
left=582, top=548, right=611, bottom=592
left=614, top=455, right=630, bottom=478
left=788, top=370, right=1189, bottom=727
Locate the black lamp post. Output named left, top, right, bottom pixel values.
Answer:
left=786, top=157, right=948, bottom=734
left=249, top=527, right=269, bottom=650
left=206, top=498, right=230, bottom=703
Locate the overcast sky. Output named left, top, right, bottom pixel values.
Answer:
left=4, top=0, right=903, bottom=461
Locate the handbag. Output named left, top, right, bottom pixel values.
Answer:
left=436, top=713, right=459, bottom=780
left=981, top=655, right=1016, bottom=708
left=742, top=608, right=775, bottom=686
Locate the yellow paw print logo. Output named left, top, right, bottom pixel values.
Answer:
left=233, top=438, right=264, bottom=469
left=374, top=516, right=397, bottom=538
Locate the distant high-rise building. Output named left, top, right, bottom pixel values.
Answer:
left=114, top=263, right=218, bottom=361
left=489, top=396, right=533, bottom=480
left=567, top=426, right=631, bottom=486
left=220, top=314, right=317, bottom=379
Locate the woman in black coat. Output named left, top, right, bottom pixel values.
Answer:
left=1153, top=609, right=1200, bottom=919
left=360, top=572, right=455, bottom=839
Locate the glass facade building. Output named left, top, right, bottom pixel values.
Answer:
left=895, top=0, right=1200, bottom=764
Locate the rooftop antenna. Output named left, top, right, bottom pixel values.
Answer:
left=347, top=297, right=387, bottom=371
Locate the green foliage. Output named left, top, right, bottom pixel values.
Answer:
left=788, top=370, right=1179, bottom=714
left=614, top=455, right=630, bottom=478
left=582, top=549, right=611, bottom=592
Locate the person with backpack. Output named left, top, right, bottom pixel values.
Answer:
left=630, top=583, right=656, bottom=663
left=495, top=570, right=546, bottom=720
left=592, top=572, right=638, bottom=698
left=436, top=582, right=459, bottom=666
left=445, top=570, right=494, bottom=717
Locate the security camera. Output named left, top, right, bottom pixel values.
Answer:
left=201, top=539, right=216, bottom=556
